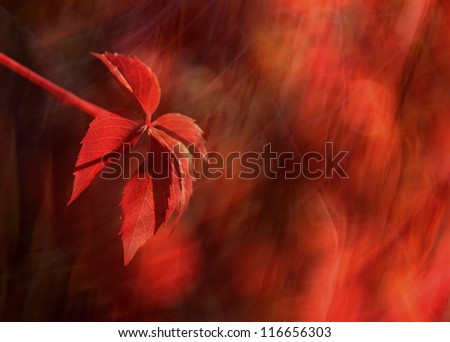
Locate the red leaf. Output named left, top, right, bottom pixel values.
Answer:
left=91, top=52, right=161, bottom=120
left=120, top=169, right=157, bottom=266
left=69, top=112, right=142, bottom=204
left=152, top=113, right=207, bottom=156
left=165, top=157, right=183, bottom=223
left=151, top=127, right=194, bottom=216
left=0, top=51, right=206, bottom=265
left=120, top=138, right=181, bottom=265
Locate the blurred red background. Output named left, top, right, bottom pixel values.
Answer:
left=0, top=0, right=449, bottom=321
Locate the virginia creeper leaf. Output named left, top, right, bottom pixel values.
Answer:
left=120, top=166, right=157, bottom=266
left=69, top=112, right=142, bottom=204
left=91, top=52, right=161, bottom=120
left=151, top=128, right=194, bottom=216
left=120, top=137, right=181, bottom=265
left=0, top=51, right=206, bottom=266
left=152, top=113, right=207, bottom=156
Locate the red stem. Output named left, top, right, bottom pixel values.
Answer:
left=0, top=52, right=109, bottom=118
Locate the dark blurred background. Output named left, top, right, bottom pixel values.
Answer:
left=0, top=0, right=449, bottom=321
